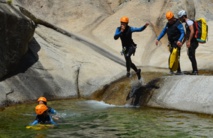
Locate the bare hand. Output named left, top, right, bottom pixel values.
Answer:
left=52, top=115, right=59, bottom=120
left=145, top=23, right=149, bottom=27
left=186, top=41, right=191, bottom=48
left=155, top=40, right=159, bottom=46
left=176, top=41, right=182, bottom=47
left=121, top=25, right=125, bottom=32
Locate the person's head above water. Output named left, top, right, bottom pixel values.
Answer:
left=37, top=97, right=47, bottom=105
left=35, top=104, right=48, bottom=115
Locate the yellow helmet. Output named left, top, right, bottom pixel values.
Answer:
left=35, top=104, right=48, bottom=115
left=120, top=16, right=129, bottom=23
left=166, top=11, right=174, bottom=20
left=37, top=97, right=47, bottom=102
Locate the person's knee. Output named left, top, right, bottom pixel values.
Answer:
left=188, top=55, right=194, bottom=60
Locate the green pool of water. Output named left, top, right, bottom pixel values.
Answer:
left=0, top=99, right=213, bottom=138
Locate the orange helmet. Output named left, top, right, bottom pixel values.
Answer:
left=35, top=104, right=48, bottom=115
left=37, top=97, right=47, bottom=102
left=120, top=16, right=129, bottom=23
left=166, top=11, right=174, bottom=20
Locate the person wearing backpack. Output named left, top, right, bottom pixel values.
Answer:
left=114, top=16, right=149, bottom=80
left=178, top=10, right=199, bottom=75
left=155, top=11, right=185, bottom=75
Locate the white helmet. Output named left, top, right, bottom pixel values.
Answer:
left=178, top=10, right=187, bottom=18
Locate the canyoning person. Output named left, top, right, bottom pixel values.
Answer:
left=30, top=104, right=57, bottom=126
left=178, top=10, right=199, bottom=75
left=155, top=11, right=185, bottom=75
left=114, top=16, right=149, bottom=80
left=37, top=96, right=57, bottom=115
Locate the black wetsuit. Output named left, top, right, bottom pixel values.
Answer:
left=114, top=25, right=146, bottom=73
left=36, top=114, right=52, bottom=124
left=185, top=20, right=199, bottom=73
left=157, top=19, right=185, bottom=73
left=30, top=112, right=56, bottom=125
left=168, top=20, right=184, bottom=72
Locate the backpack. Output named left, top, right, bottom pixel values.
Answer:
left=194, top=18, right=208, bottom=43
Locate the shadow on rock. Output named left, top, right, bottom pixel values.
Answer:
left=0, top=37, right=40, bottom=81
left=126, top=78, right=160, bottom=106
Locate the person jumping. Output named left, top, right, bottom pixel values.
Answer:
left=114, top=16, right=149, bottom=80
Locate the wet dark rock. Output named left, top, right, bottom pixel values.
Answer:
left=0, top=3, right=35, bottom=79
left=126, top=78, right=160, bottom=106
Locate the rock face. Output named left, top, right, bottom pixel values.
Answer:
left=147, top=76, right=213, bottom=115
left=0, top=3, right=35, bottom=78
left=17, top=0, right=213, bottom=70
left=0, top=0, right=213, bottom=115
left=0, top=1, right=125, bottom=106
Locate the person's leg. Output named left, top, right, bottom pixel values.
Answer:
left=187, top=42, right=198, bottom=74
left=177, top=47, right=181, bottom=73
left=129, top=58, right=138, bottom=72
left=124, top=55, right=131, bottom=77
left=125, top=46, right=141, bottom=79
left=128, top=47, right=141, bottom=79
left=127, top=47, right=138, bottom=72
left=128, top=57, right=141, bottom=79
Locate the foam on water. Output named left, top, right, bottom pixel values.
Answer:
left=79, top=100, right=118, bottom=109
left=77, top=100, right=141, bottom=109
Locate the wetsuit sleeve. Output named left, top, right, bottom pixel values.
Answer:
left=48, top=107, right=57, bottom=114
left=157, top=25, right=167, bottom=41
left=130, top=25, right=147, bottom=32
left=114, top=27, right=121, bottom=40
left=49, top=116, right=57, bottom=125
left=30, top=120, right=38, bottom=126
left=177, top=24, right=185, bottom=41
left=50, top=108, right=57, bottom=114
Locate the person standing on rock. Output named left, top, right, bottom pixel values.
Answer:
left=155, top=11, right=185, bottom=75
left=114, top=16, right=149, bottom=80
left=178, top=10, right=199, bottom=75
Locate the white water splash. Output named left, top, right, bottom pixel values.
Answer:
left=124, top=103, right=140, bottom=108
left=78, top=100, right=141, bottom=109
left=79, top=100, right=118, bottom=109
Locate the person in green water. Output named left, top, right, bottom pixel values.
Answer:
left=37, top=97, right=57, bottom=115
left=30, top=104, right=57, bottom=126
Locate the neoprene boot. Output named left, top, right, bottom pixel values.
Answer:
left=126, top=72, right=131, bottom=77
left=136, top=69, right=141, bottom=80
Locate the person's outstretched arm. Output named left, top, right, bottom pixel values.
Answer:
left=155, top=25, right=167, bottom=46
left=157, top=25, right=167, bottom=41
left=48, top=107, right=57, bottom=114
left=131, top=23, right=149, bottom=32
left=30, top=120, right=38, bottom=126
left=49, top=116, right=57, bottom=125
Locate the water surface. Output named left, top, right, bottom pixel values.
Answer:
left=0, top=99, right=213, bottom=138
